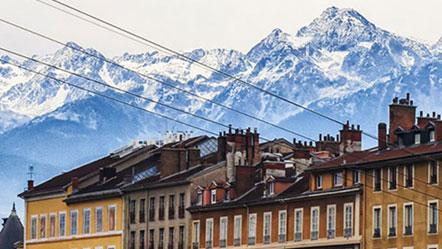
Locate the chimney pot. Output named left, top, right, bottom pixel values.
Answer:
left=410, top=100, right=413, bottom=105
left=235, top=129, right=239, bottom=134
left=351, top=124, right=355, bottom=130
left=319, top=134, right=322, bottom=141
left=304, top=141, right=307, bottom=146
left=254, top=128, right=258, bottom=134
left=427, top=113, right=430, bottom=117
left=357, top=124, right=360, bottom=130
left=393, top=97, right=398, bottom=104
left=433, top=112, right=436, bottom=118
left=228, top=124, right=232, bottom=134
left=337, top=134, right=340, bottom=141
left=406, top=93, right=410, bottom=100
left=309, top=141, right=313, bottom=146
left=438, top=114, right=441, bottom=120
left=27, top=180, right=34, bottom=191
left=293, top=138, right=296, bottom=144
left=420, top=111, right=423, bottom=117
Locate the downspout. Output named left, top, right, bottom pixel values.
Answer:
left=243, top=204, right=249, bottom=247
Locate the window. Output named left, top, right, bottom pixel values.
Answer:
left=159, top=196, right=165, bottom=220
left=294, top=208, right=303, bottom=241
left=169, top=195, right=175, bottom=220
left=415, top=133, right=421, bottom=144
left=192, top=221, right=200, bottom=249
left=315, top=174, right=322, bottom=189
left=210, top=189, right=216, bottom=204
left=219, top=217, right=227, bottom=248
left=108, top=205, right=116, bottom=231
left=234, top=215, right=241, bottom=246
left=70, top=210, right=78, bottom=235
left=373, top=206, right=381, bottom=238
left=159, top=228, right=165, bottom=249
left=130, top=231, right=136, bottom=249
left=168, top=227, right=175, bottom=249
left=263, top=212, right=271, bottom=244
left=179, top=193, right=185, bottom=218
left=429, top=161, right=438, bottom=184
left=149, top=197, right=155, bottom=221
left=344, top=203, right=353, bottom=238
left=59, top=212, right=66, bottom=236
left=404, top=203, right=413, bottom=235
left=269, top=182, right=275, bottom=195
left=248, top=214, right=257, bottom=245
left=206, top=219, right=213, bottom=248
left=388, top=205, right=397, bottom=237
left=178, top=226, right=184, bottom=249
left=224, top=189, right=230, bottom=201
left=197, top=192, right=202, bottom=205
left=428, top=245, right=438, bottom=249
left=30, top=215, right=37, bottom=239
left=140, top=230, right=146, bottom=249
left=327, top=205, right=336, bottom=239
left=389, top=166, right=397, bottom=190
left=278, top=210, right=286, bottom=242
left=39, top=214, right=46, bottom=238
left=83, top=208, right=91, bottom=234
left=405, top=164, right=414, bottom=188
left=430, top=130, right=435, bottom=142
left=140, top=199, right=146, bottom=223
left=96, top=207, right=103, bottom=233
left=374, top=168, right=382, bottom=191
left=311, top=207, right=319, bottom=240
left=149, top=229, right=155, bottom=249
left=130, top=200, right=136, bottom=224
left=333, top=172, right=343, bottom=186
left=353, top=170, right=361, bottom=184
left=428, top=201, right=438, bottom=234
left=49, top=213, right=56, bottom=237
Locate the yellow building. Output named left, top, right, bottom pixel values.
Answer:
left=20, top=144, right=158, bottom=249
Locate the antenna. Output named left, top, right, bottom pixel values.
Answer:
left=28, top=165, right=35, bottom=180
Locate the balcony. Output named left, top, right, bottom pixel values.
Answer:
left=294, top=232, right=302, bottom=242
left=311, top=231, right=318, bottom=240
left=168, top=208, right=175, bottom=220
left=178, top=206, right=185, bottom=219
left=430, top=175, right=437, bottom=184
left=388, top=227, right=396, bottom=237
left=430, top=224, right=437, bottom=234
left=344, top=228, right=352, bottom=238
left=192, top=242, right=199, bottom=249
left=404, top=226, right=412, bottom=235
left=234, top=238, right=241, bottom=246
left=220, top=239, right=226, bottom=248
left=278, top=234, right=286, bottom=243
left=327, top=229, right=335, bottom=239
left=373, top=228, right=380, bottom=238
left=206, top=241, right=212, bottom=249
left=263, top=235, right=270, bottom=244
left=149, top=210, right=155, bottom=221
left=247, top=237, right=255, bottom=245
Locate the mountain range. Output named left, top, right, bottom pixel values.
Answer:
left=0, top=6, right=441, bottom=221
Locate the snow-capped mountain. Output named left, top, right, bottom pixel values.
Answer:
left=0, top=6, right=441, bottom=220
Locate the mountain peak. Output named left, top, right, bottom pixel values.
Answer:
left=245, top=28, right=292, bottom=62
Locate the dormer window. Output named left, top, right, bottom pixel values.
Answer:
left=415, top=133, right=421, bottom=145
left=269, top=182, right=275, bottom=195
left=225, top=189, right=230, bottom=201
left=197, top=192, right=202, bottom=205
left=315, top=174, right=322, bottom=189
left=333, top=172, right=343, bottom=186
left=210, top=189, right=216, bottom=204
left=430, top=130, right=435, bottom=142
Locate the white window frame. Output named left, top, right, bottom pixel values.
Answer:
left=372, top=205, right=382, bottom=238
left=428, top=245, right=438, bottom=249
left=248, top=213, right=257, bottom=240
left=30, top=215, right=38, bottom=240
left=428, top=161, right=439, bottom=184
left=192, top=220, right=200, bottom=244
left=108, top=204, right=117, bottom=231
left=388, top=166, right=398, bottom=191
left=373, top=168, right=382, bottom=192
left=278, top=210, right=287, bottom=237
left=234, top=215, right=242, bottom=242
left=387, top=204, right=397, bottom=238
left=403, top=202, right=414, bottom=236
left=197, top=191, right=203, bottom=205
left=59, top=211, right=66, bottom=237
left=327, top=205, right=336, bottom=234
left=269, top=182, right=275, bottom=195
left=219, top=216, right=228, bottom=244
left=333, top=172, right=343, bottom=186
left=294, top=208, right=303, bottom=235
left=430, top=130, right=435, bottom=142
left=263, top=212, right=272, bottom=242
left=95, top=206, right=103, bottom=233
left=210, top=189, right=216, bottom=204
left=315, top=175, right=322, bottom=189
left=206, top=218, right=214, bottom=245
left=311, top=206, right=320, bottom=233
left=48, top=213, right=56, bottom=238
left=415, top=133, right=421, bottom=144
left=83, top=208, right=91, bottom=234
left=70, top=210, right=78, bottom=235
left=353, top=170, right=361, bottom=184
left=107, top=246, right=116, bottom=249
left=428, top=200, right=438, bottom=234
left=404, top=164, right=415, bottom=189
left=344, top=203, right=353, bottom=233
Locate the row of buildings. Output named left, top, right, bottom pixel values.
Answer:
left=20, top=93, right=442, bottom=249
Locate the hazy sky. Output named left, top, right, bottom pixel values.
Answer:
left=1, top=0, right=441, bottom=59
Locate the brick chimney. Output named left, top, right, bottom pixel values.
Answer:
left=378, top=122, right=387, bottom=150
left=27, top=180, right=34, bottom=191
left=339, top=121, right=362, bottom=155
left=72, top=177, right=79, bottom=192
left=389, top=93, right=416, bottom=144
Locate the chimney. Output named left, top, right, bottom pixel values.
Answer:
left=27, top=180, right=34, bottom=191
left=389, top=93, right=416, bottom=144
left=378, top=123, right=387, bottom=150
left=72, top=177, right=79, bottom=192
left=339, top=122, right=362, bottom=155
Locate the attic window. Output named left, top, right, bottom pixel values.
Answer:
left=430, top=130, right=435, bottom=142
left=197, top=192, right=202, bottom=205
left=269, top=182, right=275, bottom=195
left=211, top=189, right=216, bottom=204
left=415, top=133, right=421, bottom=145
left=225, top=189, right=230, bottom=201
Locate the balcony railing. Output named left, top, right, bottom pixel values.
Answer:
left=388, top=227, right=396, bottom=237
left=278, top=234, right=286, bottom=243
left=344, top=228, right=352, bottom=238
left=206, top=241, right=212, bottom=249
left=234, top=238, right=241, bottom=246
left=159, top=208, right=165, bottom=220
left=178, top=206, right=185, bottom=218
left=149, top=210, right=155, bottom=221
left=404, top=226, right=412, bottom=235
left=168, top=207, right=175, bottom=220
left=327, top=229, right=335, bottom=239
left=192, top=242, right=199, bottom=249
left=311, top=231, right=318, bottom=240
left=247, top=237, right=255, bottom=245
left=219, top=239, right=226, bottom=248
left=263, top=235, right=270, bottom=244
left=373, top=228, right=380, bottom=238
left=294, top=232, right=302, bottom=242
left=430, top=224, right=437, bottom=234
left=430, top=175, right=437, bottom=184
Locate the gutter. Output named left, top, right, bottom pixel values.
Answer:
left=64, top=189, right=122, bottom=204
